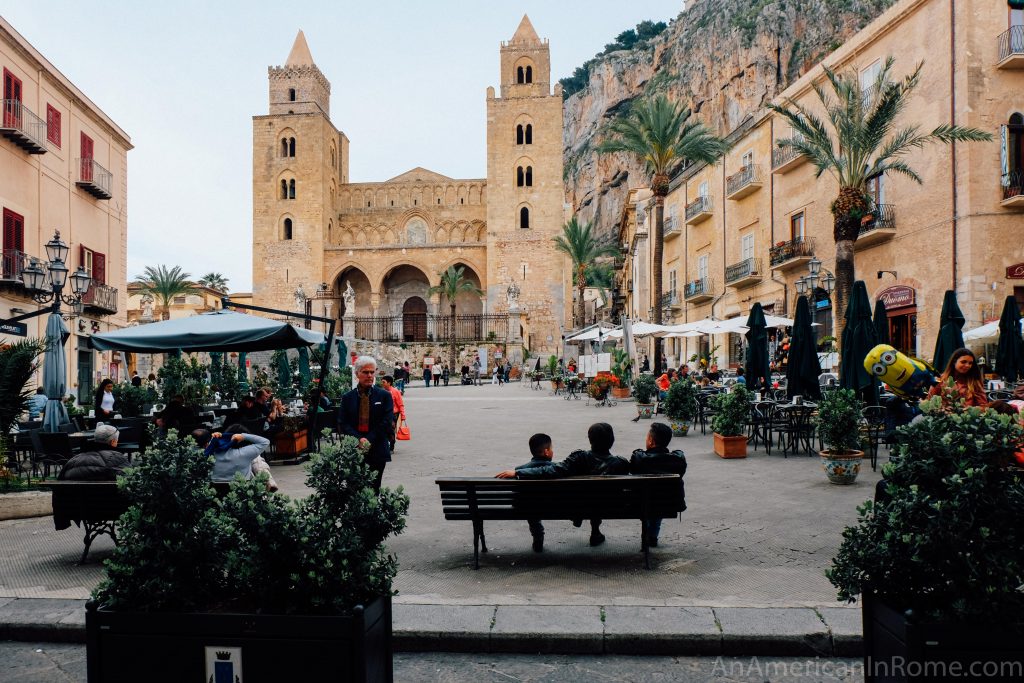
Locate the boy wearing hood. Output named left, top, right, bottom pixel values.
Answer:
left=630, top=422, right=687, bottom=547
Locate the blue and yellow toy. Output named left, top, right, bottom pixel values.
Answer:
left=863, top=344, right=937, bottom=401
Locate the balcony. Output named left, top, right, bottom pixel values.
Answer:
left=685, top=195, right=713, bottom=225
left=661, top=290, right=682, bottom=311
left=856, top=203, right=897, bottom=247
left=771, top=142, right=808, bottom=174
left=1002, top=170, right=1024, bottom=207
left=997, top=26, right=1024, bottom=69
left=0, top=100, right=48, bottom=154
left=684, top=277, right=714, bottom=303
left=663, top=216, right=681, bottom=240
left=725, top=165, right=764, bottom=200
left=769, top=237, right=815, bottom=271
left=82, top=283, right=118, bottom=314
left=724, top=257, right=763, bottom=288
left=76, top=158, right=113, bottom=200
left=0, top=249, right=26, bottom=284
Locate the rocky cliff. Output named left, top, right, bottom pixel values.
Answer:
left=563, top=0, right=899, bottom=237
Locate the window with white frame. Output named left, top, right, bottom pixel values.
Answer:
left=698, top=181, right=709, bottom=197
left=741, top=151, right=753, bottom=169
left=741, top=233, right=755, bottom=261
left=669, top=269, right=677, bottom=297
left=860, top=60, right=881, bottom=89
left=697, top=254, right=709, bottom=281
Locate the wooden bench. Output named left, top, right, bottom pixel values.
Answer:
left=40, top=480, right=233, bottom=564
left=435, top=474, right=685, bottom=569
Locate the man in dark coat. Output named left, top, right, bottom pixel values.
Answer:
left=497, top=422, right=628, bottom=546
left=338, top=356, right=394, bottom=493
left=55, top=424, right=130, bottom=531
left=629, top=422, right=687, bottom=548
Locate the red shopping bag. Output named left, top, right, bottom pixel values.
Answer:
left=396, top=419, right=411, bottom=441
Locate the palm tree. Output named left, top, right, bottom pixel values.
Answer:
left=598, top=94, right=730, bottom=373
left=197, top=272, right=229, bottom=293
left=133, top=265, right=197, bottom=320
left=768, top=58, right=991, bottom=343
left=427, top=265, right=483, bottom=368
left=553, top=217, right=619, bottom=328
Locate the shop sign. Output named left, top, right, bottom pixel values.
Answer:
left=0, top=321, right=27, bottom=337
left=879, top=285, right=915, bottom=309
left=1006, top=263, right=1024, bottom=279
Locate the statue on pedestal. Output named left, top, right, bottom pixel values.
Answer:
left=506, top=282, right=521, bottom=311
left=342, top=280, right=356, bottom=315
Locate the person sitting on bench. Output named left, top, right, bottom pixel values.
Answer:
left=58, top=424, right=129, bottom=482
left=496, top=422, right=629, bottom=546
left=629, top=422, right=687, bottom=548
left=493, top=433, right=555, bottom=553
left=192, top=425, right=277, bottom=491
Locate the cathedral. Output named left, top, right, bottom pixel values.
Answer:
left=251, top=16, right=568, bottom=355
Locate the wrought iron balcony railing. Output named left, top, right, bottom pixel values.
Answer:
left=0, top=99, right=48, bottom=154
left=685, top=195, right=713, bottom=223
left=1, top=248, right=27, bottom=283
left=724, top=257, right=762, bottom=285
left=771, top=142, right=807, bottom=171
left=998, top=26, right=1024, bottom=64
left=859, top=204, right=897, bottom=235
left=725, top=164, right=763, bottom=199
left=348, top=313, right=508, bottom=343
left=660, top=290, right=679, bottom=309
left=684, top=277, right=714, bottom=300
left=663, top=216, right=680, bottom=237
left=1003, top=169, right=1024, bottom=205
left=769, top=237, right=815, bottom=268
left=81, top=283, right=118, bottom=314
left=76, top=158, right=113, bottom=199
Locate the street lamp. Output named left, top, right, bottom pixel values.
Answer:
left=795, top=277, right=807, bottom=297
left=21, top=231, right=92, bottom=311
left=294, top=285, right=311, bottom=329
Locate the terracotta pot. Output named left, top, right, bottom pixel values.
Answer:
left=610, top=386, right=630, bottom=399
left=669, top=419, right=690, bottom=436
left=636, top=403, right=655, bottom=419
left=820, top=450, right=863, bottom=484
left=273, top=429, right=308, bottom=456
left=713, top=433, right=748, bottom=458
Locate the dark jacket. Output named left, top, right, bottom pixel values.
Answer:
left=58, top=448, right=130, bottom=481
left=514, top=456, right=553, bottom=473
left=630, top=446, right=687, bottom=511
left=514, top=449, right=629, bottom=479
left=157, top=401, right=195, bottom=430
left=338, top=385, right=394, bottom=467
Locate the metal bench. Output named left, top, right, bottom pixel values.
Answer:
left=435, top=474, right=685, bottom=570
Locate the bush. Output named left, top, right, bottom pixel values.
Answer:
left=815, top=388, right=864, bottom=453
left=827, top=406, right=1024, bottom=622
left=158, top=356, right=209, bottom=408
left=711, top=385, right=750, bottom=437
left=663, top=379, right=699, bottom=422
left=611, top=348, right=632, bottom=386
left=632, top=374, right=658, bottom=404
left=111, top=382, right=159, bottom=417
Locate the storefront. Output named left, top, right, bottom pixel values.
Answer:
left=878, top=285, right=918, bottom=356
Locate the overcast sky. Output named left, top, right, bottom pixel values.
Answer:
left=5, top=1, right=682, bottom=291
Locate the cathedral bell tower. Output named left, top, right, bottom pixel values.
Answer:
left=485, top=15, right=566, bottom=353
left=252, top=31, right=349, bottom=314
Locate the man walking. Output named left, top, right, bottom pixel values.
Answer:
left=338, top=356, right=394, bottom=492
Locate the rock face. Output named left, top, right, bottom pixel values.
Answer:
left=563, top=0, right=899, bottom=238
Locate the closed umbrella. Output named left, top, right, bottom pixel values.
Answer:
left=932, top=290, right=966, bottom=373
left=872, top=298, right=890, bottom=346
left=839, top=281, right=879, bottom=405
left=210, top=352, right=222, bottom=377
left=786, top=296, right=822, bottom=400
left=995, top=295, right=1024, bottom=383
left=42, top=312, right=70, bottom=432
left=277, top=351, right=292, bottom=397
left=297, top=346, right=312, bottom=388
left=237, top=351, right=248, bottom=385
left=744, top=303, right=770, bottom=392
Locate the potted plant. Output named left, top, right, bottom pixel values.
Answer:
left=111, top=382, right=159, bottom=418
left=546, top=355, right=561, bottom=390
left=710, top=385, right=750, bottom=458
left=272, top=414, right=309, bottom=457
left=663, top=379, right=699, bottom=436
left=632, top=374, right=657, bottom=418
left=610, top=349, right=632, bottom=399
left=814, top=388, right=864, bottom=484
left=587, top=372, right=618, bottom=402
left=827, top=403, right=1024, bottom=681
left=87, top=431, right=410, bottom=682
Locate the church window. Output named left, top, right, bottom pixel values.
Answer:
left=525, top=167, right=533, bottom=187
left=516, top=124, right=524, bottom=145
left=437, top=198, right=441, bottom=204
left=281, top=139, right=288, bottom=157
left=525, top=124, right=533, bottom=144
left=460, top=198, right=464, bottom=204
left=288, top=179, right=296, bottom=199
left=288, top=88, right=296, bottom=102
left=519, top=207, right=530, bottom=229
left=516, top=66, right=525, bottom=84
left=289, top=137, right=296, bottom=157
left=281, top=180, right=288, bottom=199
left=516, top=166, right=524, bottom=187
left=525, top=66, right=533, bottom=83
left=283, top=218, right=293, bottom=240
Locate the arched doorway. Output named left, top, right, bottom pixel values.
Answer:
left=403, top=296, right=428, bottom=342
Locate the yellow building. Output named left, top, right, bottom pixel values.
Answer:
left=252, top=17, right=568, bottom=358
left=0, top=17, right=131, bottom=401
left=621, top=0, right=1024, bottom=368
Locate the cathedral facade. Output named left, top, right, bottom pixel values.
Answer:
left=252, top=16, right=567, bottom=355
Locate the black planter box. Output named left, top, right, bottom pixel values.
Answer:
left=863, top=594, right=1024, bottom=682
left=86, top=595, right=392, bottom=683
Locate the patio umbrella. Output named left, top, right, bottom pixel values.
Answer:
left=839, top=280, right=879, bottom=405
left=337, top=339, right=348, bottom=368
left=786, top=296, right=822, bottom=400
left=872, top=298, right=890, bottom=346
left=995, top=295, right=1024, bottom=383
left=932, top=290, right=965, bottom=373
left=277, top=351, right=292, bottom=397
left=236, top=351, right=249, bottom=392
left=41, top=311, right=70, bottom=432
left=297, top=346, right=312, bottom=388
left=744, top=303, right=770, bottom=392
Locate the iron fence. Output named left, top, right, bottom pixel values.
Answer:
left=348, top=313, right=508, bottom=343
left=999, top=26, right=1024, bottom=62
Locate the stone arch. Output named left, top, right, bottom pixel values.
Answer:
left=461, top=221, right=476, bottom=242
left=331, top=264, right=373, bottom=317
left=339, top=225, right=353, bottom=246
left=437, top=259, right=485, bottom=316
left=433, top=224, right=448, bottom=243
left=354, top=228, right=367, bottom=246
left=277, top=127, right=297, bottom=157
left=375, top=188, right=386, bottom=207
left=518, top=203, right=533, bottom=229
left=471, top=220, right=486, bottom=242
left=514, top=57, right=535, bottom=84
left=339, top=188, right=351, bottom=209
left=378, top=262, right=433, bottom=320
left=469, top=184, right=481, bottom=204
left=279, top=213, right=295, bottom=241
left=445, top=185, right=456, bottom=205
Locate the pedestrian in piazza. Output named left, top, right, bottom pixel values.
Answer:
left=337, top=356, right=393, bottom=493
left=442, top=364, right=450, bottom=386
left=433, top=364, right=440, bottom=387
left=504, top=360, right=512, bottom=383
left=423, top=363, right=432, bottom=388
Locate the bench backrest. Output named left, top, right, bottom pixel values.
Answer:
left=436, top=475, right=684, bottom=521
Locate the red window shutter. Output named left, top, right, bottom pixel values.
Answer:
left=94, top=251, right=106, bottom=285
left=81, top=132, right=93, bottom=159
left=46, top=105, right=61, bottom=147
left=2, top=208, right=24, bottom=251
left=80, top=133, right=94, bottom=182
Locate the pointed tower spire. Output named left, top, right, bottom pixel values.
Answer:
left=510, top=15, right=541, bottom=45
left=286, top=30, right=315, bottom=66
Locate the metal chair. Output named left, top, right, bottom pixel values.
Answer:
left=747, top=401, right=777, bottom=454
left=775, top=405, right=816, bottom=457
left=861, top=406, right=887, bottom=471
left=30, top=431, right=76, bottom=478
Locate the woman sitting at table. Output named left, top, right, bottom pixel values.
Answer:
left=94, top=379, right=116, bottom=420
left=265, top=398, right=287, bottom=435
left=926, top=348, right=987, bottom=409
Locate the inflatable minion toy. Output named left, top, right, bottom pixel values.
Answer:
left=863, top=344, right=937, bottom=401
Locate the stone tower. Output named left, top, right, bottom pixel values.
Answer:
left=252, top=31, right=349, bottom=314
left=485, top=15, right=566, bottom=353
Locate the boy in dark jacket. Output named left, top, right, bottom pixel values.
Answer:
left=630, top=422, right=687, bottom=547
left=497, top=422, right=629, bottom=546
left=495, top=433, right=554, bottom=552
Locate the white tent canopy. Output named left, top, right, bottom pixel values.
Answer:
left=963, top=319, right=1024, bottom=342
left=565, top=324, right=619, bottom=342
left=605, top=321, right=671, bottom=339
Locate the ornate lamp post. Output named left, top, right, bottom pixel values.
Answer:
left=294, top=285, right=311, bottom=329
left=21, top=231, right=93, bottom=312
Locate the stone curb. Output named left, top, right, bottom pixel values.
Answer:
left=0, top=598, right=864, bottom=656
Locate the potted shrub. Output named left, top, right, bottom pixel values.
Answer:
left=546, top=355, right=562, bottom=391
left=111, top=382, right=159, bottom=418
left=663, top=379, right=699, bottom=436
left=827, top=404, right=1024, bottom=681
left=272, top=414, right=309, bottom=457
left=587, top=372, right=618, bottom=402
left=87, top=431, right=410, bottom=682
left=814, top=388, right=864, bottom=485
left=632, top=374, right=657, bottom=418
left=610, top=349, right=632, bottom=399
left=710, top=385, right=750, bottom=458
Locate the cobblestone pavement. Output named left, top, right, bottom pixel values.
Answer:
left=0, top=382, right=882, bottom=608
left=1, top=642, right=865, bottom=682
